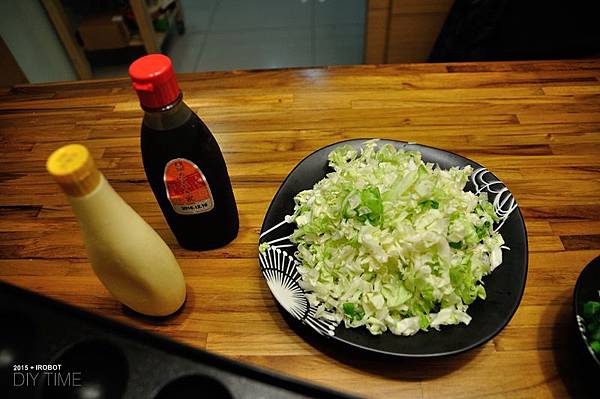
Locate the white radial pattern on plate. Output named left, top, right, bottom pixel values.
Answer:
left=259, top=242, right=336, bottom=336
left=471, top=168, right=518, bottom=232
left=577, top=314, right=600, bottom=362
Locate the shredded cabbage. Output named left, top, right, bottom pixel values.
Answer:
left=289, top=140, right=505, bottom=336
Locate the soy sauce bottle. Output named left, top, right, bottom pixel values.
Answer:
left=129, top=54, right=238, bottom=250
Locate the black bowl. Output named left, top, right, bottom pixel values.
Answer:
left=259, top=139, right=528, bottom=357
left=573, top=255, right=600, bottom=368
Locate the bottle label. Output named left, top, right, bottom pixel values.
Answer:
left=163, top=158, right=214, bottom=215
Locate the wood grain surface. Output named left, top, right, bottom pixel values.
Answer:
left=1, top=59, right=599, bottom=398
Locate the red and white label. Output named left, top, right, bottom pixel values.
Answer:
left=163, top=158, right=214, bottom=215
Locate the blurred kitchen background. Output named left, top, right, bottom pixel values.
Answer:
left=1, top=0, right=599, bottom=85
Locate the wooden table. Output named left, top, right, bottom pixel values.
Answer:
left=1, top=59, right=599, bottom=398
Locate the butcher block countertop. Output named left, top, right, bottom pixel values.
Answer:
left=1, top=59, right=599, bottom=398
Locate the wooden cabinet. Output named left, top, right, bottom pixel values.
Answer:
left=365, top=0, right=455, bottom=63
left=41, top=0, right=184, bottom=80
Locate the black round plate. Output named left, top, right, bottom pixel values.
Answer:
left=573, top=255, right=600, bottom=368
left=259, top=139, right=528, bottom=357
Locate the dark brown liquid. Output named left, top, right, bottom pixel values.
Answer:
left=140, top=103, right=238, bottom=250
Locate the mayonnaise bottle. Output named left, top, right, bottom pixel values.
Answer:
left=47, top=144, right=186, bottom=316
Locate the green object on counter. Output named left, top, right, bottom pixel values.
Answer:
left=584, top=301, right=600, bottom=319
left=154, top=16, right=170, bottom=32
left=583, top=300, right=600, bottom=353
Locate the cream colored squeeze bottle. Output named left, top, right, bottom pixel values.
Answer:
left=47, top=144, right=186, bottom=316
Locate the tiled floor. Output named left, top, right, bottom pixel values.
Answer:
left=93, top=0, right=365, bottom=78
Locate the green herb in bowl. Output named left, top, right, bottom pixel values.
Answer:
left=583, top=300, right=600, bottom=353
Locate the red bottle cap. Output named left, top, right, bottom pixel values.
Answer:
left=129, top=54, right=181, bottom=110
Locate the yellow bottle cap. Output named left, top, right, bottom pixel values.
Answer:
left=46, top=144, right=101, bottom=197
